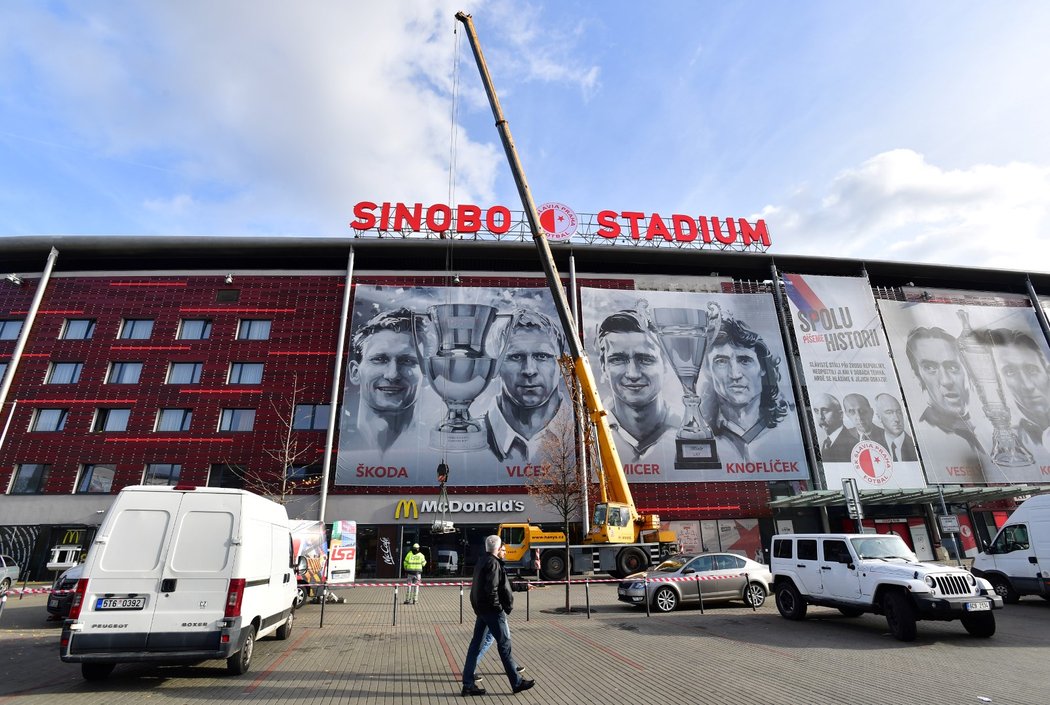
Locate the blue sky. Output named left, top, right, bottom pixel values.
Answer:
left=2, top=1, right=1049, bottom=272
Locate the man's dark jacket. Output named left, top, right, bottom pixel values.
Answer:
left=470, top=552, right=514, bottom=616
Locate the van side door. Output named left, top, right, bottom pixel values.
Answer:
left=148, top=491, right=240, bottom=648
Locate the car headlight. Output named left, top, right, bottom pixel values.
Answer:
left=924, top=575, right=936, bottom=588
left=967, top=573, right=976, bottom=586
left=629, top=582, right=645, bottom=590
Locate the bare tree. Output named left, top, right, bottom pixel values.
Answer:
left=523, top=356, right=600, bottom=610
left=227, top=373, right=322, bottom=505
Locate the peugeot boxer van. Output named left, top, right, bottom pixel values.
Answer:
left=972, top=494, right=1050, bottom=603
left=60, top=485, right=298, bottom=680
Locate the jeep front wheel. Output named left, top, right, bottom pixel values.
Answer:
left=775, top=581, right=807, bottom=620
left=883, top=591, right=917, bottom=642
left=961, top=611, right=996, bottom=638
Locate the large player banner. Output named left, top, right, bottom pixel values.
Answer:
left=335, top=285, right=570, bottom=486
left=879, top=299, right=1050, bottom=484
left=782, top=274, right=926, bottom=489
left=579, top=287, right=808, bottom=482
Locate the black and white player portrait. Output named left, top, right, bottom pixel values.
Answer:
left=880, top=299, right=1050, bottom=484
left=581, top=287, right=807, bottom=482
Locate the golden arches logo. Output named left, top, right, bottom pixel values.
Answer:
left=394, top=499, right=418, bottom=520
left=61, top=529, right=82, bottom=545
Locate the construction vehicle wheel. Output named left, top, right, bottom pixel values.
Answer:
left=539, top=549, right=568, bottom=581
left=616, top=547, right=648, bottom=577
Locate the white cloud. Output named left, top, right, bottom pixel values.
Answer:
left=760, top=149, right=1050, bottom=273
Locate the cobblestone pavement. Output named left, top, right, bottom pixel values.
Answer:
left=2, top=581, right=1048, bottom=704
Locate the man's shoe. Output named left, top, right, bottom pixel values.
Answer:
left=461, top=684, right=486, bottom=696
left=516, top=666, right=525, bottom=673
left=512, top=679, right=535, bottom=694
left=475, top=675, right=484, bottom=682
left=403, top=600, right=411, bottom=605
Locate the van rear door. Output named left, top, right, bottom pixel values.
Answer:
left=76, top=489, right=184, bottom=650
left=147, top=490, right=240, bottom=649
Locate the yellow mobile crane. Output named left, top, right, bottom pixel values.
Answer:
left=454, top=12, right=678, bottom=580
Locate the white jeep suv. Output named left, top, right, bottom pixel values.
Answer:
left=770, top=533, right=1002, bottom=641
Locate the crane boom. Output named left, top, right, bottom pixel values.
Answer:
left=455, top=12, right=670, bottom=545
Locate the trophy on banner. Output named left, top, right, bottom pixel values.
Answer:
left=413, top=303, right=502, bottom=451
left=956, top=309, right=1034, bottom=467
left=649, top=302, right=723, bottom=469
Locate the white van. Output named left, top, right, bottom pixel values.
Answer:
left=972, top=494, right=1050, bottom=603
left=436, top=549, right=459, bottom=575
left=60, top=485, right=299, bottom=680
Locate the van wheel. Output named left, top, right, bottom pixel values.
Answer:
left=539, top=550, right=568, bottom=581
left=990, top=576, right=1019, bottom=604
left=227, top=625, right=256, bottom=675
left=82, top=663, right=115, bottom=681
left=775, top=582, right=807, bottom=620
left=276, top=609, right=294, bottom=640
left=883, top=591, right=917, bottom=642
left=294, top=585, right=307, bottom=609
left=961, top=612, right=996, bottom=638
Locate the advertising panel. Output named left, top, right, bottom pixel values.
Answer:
left=290, top=520, right=328, bottom=589
left=783, top=273, right=926, bottom=489
left=879, top=299, right=1050, bottom=484
left=328, top=520, right=357, bottom=584
left=335, top=285, right=569, bottom=486
left=579, top=288, right=808, bottom=482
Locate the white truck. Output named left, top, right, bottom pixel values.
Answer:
left=972, top=494, right=1050, bottom=603
left=60, top=485, right=299, bottom=680
left=770, top=533, right=1002, bottom=641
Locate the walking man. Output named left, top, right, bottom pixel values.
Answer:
left=461, top=535, right=535, bottom=696
left=473, top=541, right=526, bottom=683
left=403, top=543, right=426, bottom=604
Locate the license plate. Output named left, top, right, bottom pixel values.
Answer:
left=95, top=597, right=146, bottom=610
left=48, top=597, right=59, bottom=608
left=965, top=601, right=990, bottom=612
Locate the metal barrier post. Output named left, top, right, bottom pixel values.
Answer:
left=696, top=575, right=704, bottom=614
left=393, top=586, right=399, bottom=627
left=460, top=584, right=464, bottom=625
left=585, top=579, right=591, bottom=619
left=319, top=582, right=327, bottom=628
left=526, top=582, right=530, bottom=622
left=748, top=573, right=757, bottom=612
left=0, top=592, right=7, bottom=624
left=644, top=577, right=651, bottom=617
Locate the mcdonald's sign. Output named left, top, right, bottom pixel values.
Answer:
left=61, top=529, right=83, bottom=545
left=394, top=499, right=418, bottom=520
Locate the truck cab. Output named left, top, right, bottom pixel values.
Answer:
left=972, top=494, right=1050, bottom=603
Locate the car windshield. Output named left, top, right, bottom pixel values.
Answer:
left=850, top=536, right=917, bottom=561
left=653, top=557, right=691, bottom=573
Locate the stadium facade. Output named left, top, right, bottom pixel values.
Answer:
left=3, top=224, right=1050, bottom=580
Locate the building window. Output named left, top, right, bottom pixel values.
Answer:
left=77, top=464, right=116, bottom=494
left=144, top=463, right=181, bottom=486
left=228, top=362, right=264, bottom=384
left=93, top=408, right=131, bottom=432
left=293, top=404, right=330, bottom=430
left=119, top=319, right=154, bottom=340
left=177, top=319, right=212, bottom=340
left=237, top=319, right=271, bottom=340
left=10, top=464, right=50, bottom=494
left=156, top=408, right=193, bottom=432
left=31, top=409, right=68, bottom=432
left=61, top=319, right=96, bottom=340
left=46, top=362, right=84, bottom=384
left=216, top=289, right=240, bottom=303
left=0, top=320, right=23, bottom=340
left=287, top=464, right=322, bottom=487
left=107, top=361, right=143, bottom=384
left=167, top=362, right=203, bottom=384
left=0, top=362, right=7, bottom=383
left=219, top=409, right=255, bottom=432
left=209, top=464, right=246, bottom=489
